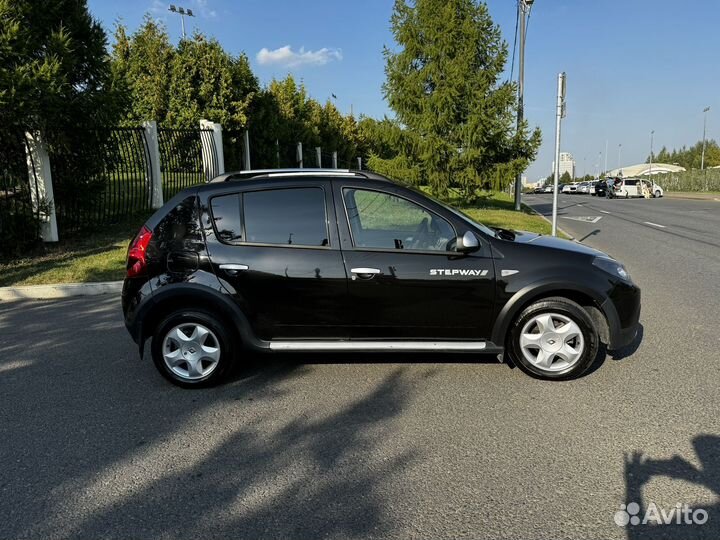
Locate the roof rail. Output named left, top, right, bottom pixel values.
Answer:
left=210, top=168, right=370, bottom=183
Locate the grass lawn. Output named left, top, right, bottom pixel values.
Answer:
left=0, top=190, right=559, bottom=287
left=452, top=190, right=556, bottom=235
left=0, top=213, right=150, bottom=287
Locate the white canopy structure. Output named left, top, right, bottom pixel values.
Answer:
left=607, top=163, right=686, bottom=177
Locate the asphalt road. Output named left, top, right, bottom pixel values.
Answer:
left=1, top=194, right=719, bottom=539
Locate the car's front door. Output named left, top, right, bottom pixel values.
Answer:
left=202, top=181, right=349, bottom=340
left=334, top=183, right=496, bottom=339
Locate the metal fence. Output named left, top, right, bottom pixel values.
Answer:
left=158, top=128, right=218, bottom=199
left=0, top=132, right=40, bottom=257
left=51, top=128, right=153, bottom=236
left=652, top=168, right=720, bottom=192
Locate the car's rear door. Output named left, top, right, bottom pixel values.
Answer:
left=333, top=181, right=495, bottom=339
left=201, top=180, right=349, bottom=340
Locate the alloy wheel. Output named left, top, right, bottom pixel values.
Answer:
left=162, top=323, right=221, bottom=380
left=519, top=312, right=585, bottom=372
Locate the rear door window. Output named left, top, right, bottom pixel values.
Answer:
left=243, top=188, right=328, bottom=247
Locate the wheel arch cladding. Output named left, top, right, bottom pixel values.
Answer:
left=139, top=284, right=253, bottom=351
left=492, top=282, right=610, bottom=347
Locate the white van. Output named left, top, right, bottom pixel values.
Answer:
left=610, top=178, right=664, bottom=198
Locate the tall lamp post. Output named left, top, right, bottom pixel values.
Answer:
left=649, top=130, right=654, bottom=177
left=168, top=5, right=195, bottom=39
left=617, top=143, right=622, bottom=174
left=514, top=0, right=534, bottom=211
left=701, top=106, right=710, bottom=170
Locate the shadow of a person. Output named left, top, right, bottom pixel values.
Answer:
left=623, top=435, right=720, bottom=540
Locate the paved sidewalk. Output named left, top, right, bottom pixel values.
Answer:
left=0, top=280, right=122, bottom=301
left=665, top=191, right=720, bottom=201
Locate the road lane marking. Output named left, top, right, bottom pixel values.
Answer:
left=643, top=221, right=666, bottom=228
left=561, top=216, right=602, bottom=223
left=600, top=210, right=611, bottom=214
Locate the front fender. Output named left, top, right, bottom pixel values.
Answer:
left=490, top=280, right=611, bottom=347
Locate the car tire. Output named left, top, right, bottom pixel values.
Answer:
left=508, top=297, right=599, bottom=381
left=654, top=190, right=661, bottom=198
left=151, top=309, right=237, bottom=388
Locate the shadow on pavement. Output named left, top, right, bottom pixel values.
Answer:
left=623, top=435, right=720, bottom=539
left=0, top=297, right=435, bottom=539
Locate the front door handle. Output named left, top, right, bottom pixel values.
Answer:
left=351, top=267, right=382, bottom=280
left=219, top=263, right=249, bottom=276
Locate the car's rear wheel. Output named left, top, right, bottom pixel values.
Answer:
left=508, top=297, right=598, bottom=380
left=151, top=310, right=236, bottom=388
left=654, top=190, right=661, bottom=198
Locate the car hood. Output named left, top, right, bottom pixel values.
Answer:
left=493, top=228, right=606, bottom=257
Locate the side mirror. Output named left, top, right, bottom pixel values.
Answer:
left=456, top=231, right=480, bottom=253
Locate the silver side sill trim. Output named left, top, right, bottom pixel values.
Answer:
left=268, top=341, right=487, bottom=351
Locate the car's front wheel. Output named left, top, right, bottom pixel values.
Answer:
left=151, top=309, right=236, bottom=388
left=508, top=297, right=598, bottom=380
left=654, top=190, right=661, bottom=198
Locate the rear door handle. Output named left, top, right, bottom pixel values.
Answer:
left=350, top=267, right=382, bottom=280
left=219, top=263, right=249, bottom=276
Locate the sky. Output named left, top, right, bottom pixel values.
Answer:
left=88, top=0, right=720, bottom=181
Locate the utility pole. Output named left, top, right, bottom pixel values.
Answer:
left=551, top=72, right=566, bottom=237
left=617, top=143, right=622, bottom=174
left=168, top=5, right=195, bottom=39
left=604, top=140, right=608, bottom=176
left=701, top=106, right=710, bottom=170
left=514, top=0, right=534, bottom=211
left=649, top=130, right=654, bottom=177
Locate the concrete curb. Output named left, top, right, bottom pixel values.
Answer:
left=665, top=193, right=720, bottom=201
left=0, top=281, right=123, bottom=302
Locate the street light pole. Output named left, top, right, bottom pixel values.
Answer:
left=551, top=72, right=566, bottom=237
left=168, top=5, right=195, bottom=39
left=617, top=143, right=622, bottom=174
left=604, top=140, right=608, bottom=176
left=649, top=130, right=654, bottom=177
left=513, top=0, right=534, bottom=211
left=701, top=106, right=710, bottom=170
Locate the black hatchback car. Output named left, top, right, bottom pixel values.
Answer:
left=122, top=169, right=640, bottom=387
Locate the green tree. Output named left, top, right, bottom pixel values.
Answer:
left=560, top=171, right=572, bottom=183
left=0, top=0, right=121, bottom=136
left=166, top=33, right=258, bottom=129
left=112, top=17, right=173, bottom=124
left=382, top=0, right=541, bottom=198
left=647, top=140, right=720, bottom=170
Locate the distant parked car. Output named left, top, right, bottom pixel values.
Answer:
left=642, top=179, right=664, bottom=198
left=594, top=181, right=608, bottom=197
left=544, top=185, right=553, bottom=193
left=533, top=186, right=545, bottom=194
left=589, top=181, right=598, bottom=195
left=577, top=182, right=590, bottom=194
left=562, top=183, right=579, bottom=194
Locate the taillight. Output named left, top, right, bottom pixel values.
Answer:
left=127, top=225, right=153, bottom=278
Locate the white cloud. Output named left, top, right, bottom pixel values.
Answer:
left=256, top=45, right=343, bottom=68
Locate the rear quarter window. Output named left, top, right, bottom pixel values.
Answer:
left=210, top=193, right=243, bottom=244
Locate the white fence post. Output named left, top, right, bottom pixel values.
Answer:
left=24, top=132, right=59, bottom=242
left=357, top=157, right=362, bottom=170
left=297, top=142, right=303, bottom=168
left=332, top=151, right=338, bottom=169
left=143, top=121, right=163, bottom=209
left=200, top=119, right=225, bottom=180
left=315, top=147, right=322, bottom=168
left=243, top=129, right=252, bottom=171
